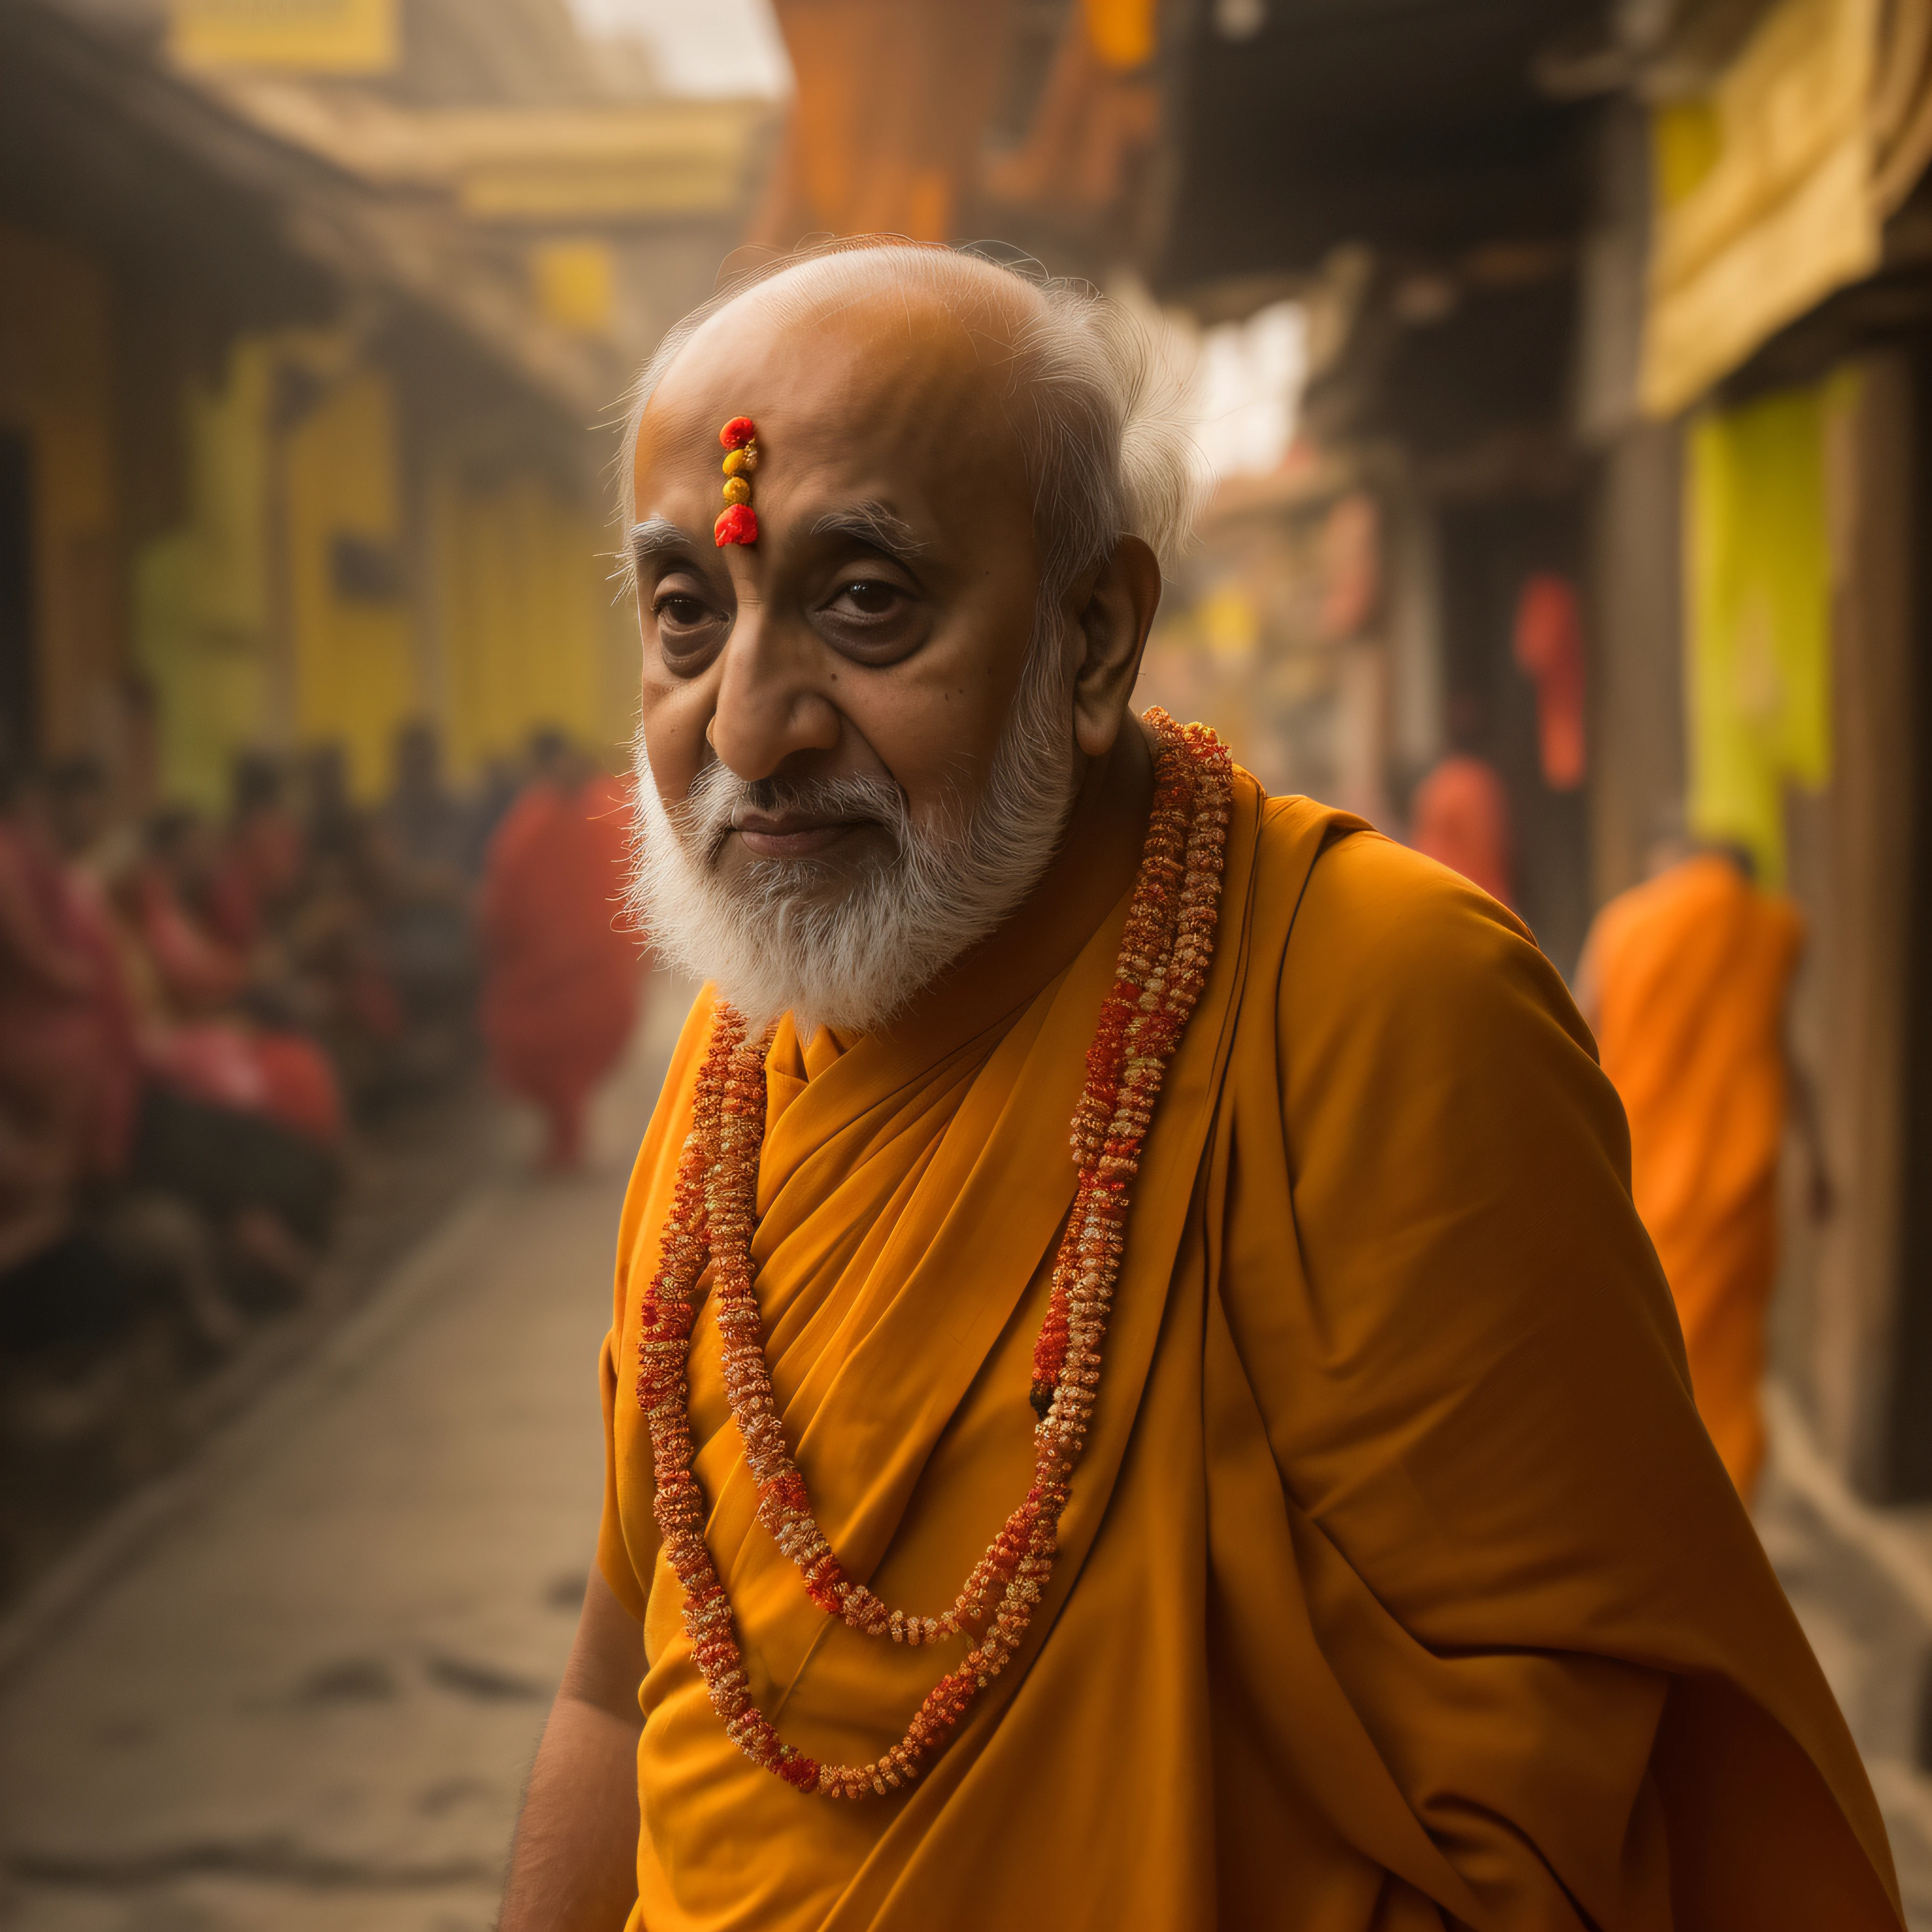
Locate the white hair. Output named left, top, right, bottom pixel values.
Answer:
left=617, top=239, right=1201, bottom=608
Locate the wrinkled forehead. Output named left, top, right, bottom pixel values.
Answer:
left=631, top=277, right=1036, bottom=508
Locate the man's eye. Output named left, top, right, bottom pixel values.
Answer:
left=658, top=595, right=712, bottom=629
left=830, top=581, right=909, bottom=621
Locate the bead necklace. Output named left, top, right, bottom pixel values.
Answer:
left=636, top=709, right=1232, bottom=1799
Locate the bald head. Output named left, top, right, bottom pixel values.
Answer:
left=634, top=255, right=1042, bottom=614
left=624, top=243, right=1196, bottom=602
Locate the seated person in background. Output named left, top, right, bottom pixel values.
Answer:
left=106, top=809, right=346, bottom=1294
left=277, top=817, right=406, bottom=1109
left=298, top=741, right=358, bottom=868
left=0, top=757, right=237, bottom=1365
left=385, top=719, right=473, bottom=882
left=128, top=809, right=251, bottom=1016
left=480, top=730, right=640, bottom=1171
left=0, top=752, right=125, bottom=1191
left=373, top=721, right=477, bottom=1082
left=203, top=752, right=305, bottom=953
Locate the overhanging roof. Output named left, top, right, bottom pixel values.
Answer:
left=1153, top=0, right=1607, bottom=295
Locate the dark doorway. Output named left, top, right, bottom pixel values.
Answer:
left=1436, top=492, right=1591, bottom=976
left=0, top=431, right=32, bottom=758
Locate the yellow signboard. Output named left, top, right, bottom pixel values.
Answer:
left=530, top=241, right=615, bottom=336
left=1640, top=0, right=1878, bottom=417
left=169, top=0, right=398, bottom=75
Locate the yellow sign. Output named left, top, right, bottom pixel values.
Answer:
left=1683, top=375, right=1851, bottom=887
left=1641, top=0, right=1878, bottom=417
left=531, top=241, right=615, bottom=337
left=169, top=0, right=397, bottom=75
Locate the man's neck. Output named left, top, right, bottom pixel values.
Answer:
left=886, top=715, right=1158, bottom=1044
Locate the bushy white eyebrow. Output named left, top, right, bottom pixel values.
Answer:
left=630, top=516, right=690, bottom=563
left=811, top=502, right=928, bottom=559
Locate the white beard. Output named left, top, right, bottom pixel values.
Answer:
left=625, top=630, right=1079, bottom=1040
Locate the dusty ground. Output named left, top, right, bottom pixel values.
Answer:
left=3, top=970, right=1930, bottom=1929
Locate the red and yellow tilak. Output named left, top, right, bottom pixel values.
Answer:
left=715, top=416, right=759, bottom=546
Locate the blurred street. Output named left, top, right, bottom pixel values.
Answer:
left=0, top=977, right=689, bottom=1932
left=1760, top=1435, right=1932, bottom=1927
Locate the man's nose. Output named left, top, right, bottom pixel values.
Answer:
left=708, top=608, right=841, bottom=782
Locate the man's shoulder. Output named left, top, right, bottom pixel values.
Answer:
left=1250, top=801, right=1593, bottom=1069
left=1256, top=801, right=1536, bottom=979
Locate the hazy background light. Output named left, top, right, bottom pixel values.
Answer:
left=1189, top=300, right=1307, bottom=481
left=566, top=0, right=792, bottom=97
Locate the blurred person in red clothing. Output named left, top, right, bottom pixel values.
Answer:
left=481, top=729, right=642, bottom=1171
left=1, top=751, right=240, bottom=1360
left=202, top=753, right=306, bottom=953
left=0, top=751, right=128, bottom=1197
left=1408, top=693, right=1514, bottom=908
left=101, top=807, right=347, bottom=1293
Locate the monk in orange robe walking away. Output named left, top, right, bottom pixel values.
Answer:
left=1578, top=840, right=1822, bottom=1503
left=481, top=733, right=641, bottom=1170
left=493, top=244, right=1899, bottom=1932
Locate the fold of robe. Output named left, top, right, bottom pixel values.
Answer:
left=1585, top=853, right=1806, bottom=1499
left=598, top=770, right=1896, bottom=1932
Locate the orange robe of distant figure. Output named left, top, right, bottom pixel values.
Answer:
left=1586, top=853, right=1805, bottom=1501
left=598, top=773, right=1895, bottom=1932
left=481, top=774, right=639, bottom=1167
left=1410, top=749, right=1514, bottom=906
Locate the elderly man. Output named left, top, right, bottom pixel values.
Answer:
left=499, top=245, right=1897, bottom=1932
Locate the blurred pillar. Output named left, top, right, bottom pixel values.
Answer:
left=1772, top=352, right=1930, bottom=1499
left=1586, top=417, right=1684, bottom=906
left=749, top=0, right=1018, bottom=246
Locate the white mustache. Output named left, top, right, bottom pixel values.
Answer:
left=676, top=766, right=909, bottom=858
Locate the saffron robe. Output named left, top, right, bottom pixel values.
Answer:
left=598, top=775, right=1896, bottom=1932
left=1585, top=854, right=1806, bottom=1501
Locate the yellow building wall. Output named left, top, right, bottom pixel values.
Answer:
left=0, top=220, right=120, bottom=757
left=132, top=327, right=623, bottom=806
left=133, top=338, right=277, bottom=809
left=168, top=0, right=398, bottom=73
left=433, top=470, right=617, bottom=779
left=1684, top=374, right=1847, bottom=887
left=285, top=367, right=420, bottom=798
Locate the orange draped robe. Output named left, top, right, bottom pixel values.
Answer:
left=1586, top=853, right=1806, bottom=1502
left=598, top=775, right=1894, bottom=1931
left=481, top=776, right=640, bottom=1161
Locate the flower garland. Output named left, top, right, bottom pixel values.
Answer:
left=636, top=709, right=1232, bottom=1799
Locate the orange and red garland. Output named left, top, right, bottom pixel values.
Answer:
left=637, top=708, right=1233, bottom=1799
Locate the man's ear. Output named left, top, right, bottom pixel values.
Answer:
left=1070, top=536, right=1162, bottom=759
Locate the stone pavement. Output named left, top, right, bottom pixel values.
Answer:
left=0, top=973, right=693, bottom=1932
left=1757, top=1386, right=1932, bottom=1928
